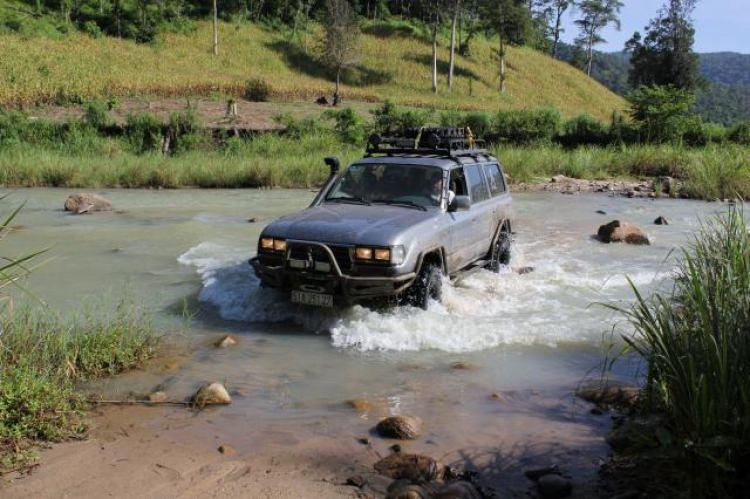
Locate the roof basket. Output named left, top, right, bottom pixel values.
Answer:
left=365, top=127, right=488, bottom=158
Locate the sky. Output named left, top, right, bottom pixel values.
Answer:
left=559, top=0, right=750, bottom=54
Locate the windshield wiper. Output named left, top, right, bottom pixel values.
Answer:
left=326, top=197, right=371, bottom=206
left=370, top=199, right=428, bottom=211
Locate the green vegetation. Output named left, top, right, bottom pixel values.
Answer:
left=0, top=198, right=161, bottom=470
left=609, top=209, right=750, bottom=497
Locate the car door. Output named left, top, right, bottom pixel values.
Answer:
left=446, top=166, right=479, bottom=272
left=482, top=162, right=512, bottom=234
left=463, top=163, right=493, bottom=262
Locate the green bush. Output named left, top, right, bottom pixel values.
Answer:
left=125, top=112, right=164, bottom=153
left=628, top=85, right=697, bottom=144
left=494, top=107, right=562, bottom=144
left=84, top=101, right=111, bottom=129
left=83, top=20, right=102, bottom=38
left=322, top=108, right=366, bottom=144
left=244, top=78, right=271, bottom=102
left=371, top=100, right=433, bottom=134
left=273, top=112, right=327, bottom=139
left=562, top=113, right=608, bottom=147
left=728, top=121, right=750, bottom=146
left=464, top=112, right=493, bottom=139
left=439, top=109, right=463, bottom=128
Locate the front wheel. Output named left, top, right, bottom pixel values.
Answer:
left=404, top=264, right=443, bottom=310
left=487, top=230, right=512, bottom=272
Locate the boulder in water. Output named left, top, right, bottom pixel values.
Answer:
left=654, top=216, right=669, bottom=225
left=537, top=474, right=572, bottom=498
left=214, top=334, right=239, bottom=348
left=434, top=482, right=482, bottom=499
left=524, top=465, right=561, bottom=482
left=597, top=220, right=650, bottom=245
left=148, top=391, right=169, bottom=403
left=64, top=193, right=113, bottom=214
left=192, top=382, right=232, bottom=407
left=576, top=382, right=640, bottom=409
left=374, top=453, right=443, bottom=481
left=386, top=483, right=431, bottom=499
left=376, top=416, right=422, bottom=440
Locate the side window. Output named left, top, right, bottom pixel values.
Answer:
left=449, top=168, right=468, bottom=196
left=465, top=164, right=489, bottom=203
left=483, top=163, right=506, bottom=196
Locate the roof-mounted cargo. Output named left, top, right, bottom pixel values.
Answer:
left=365, top=127, right=488, bottom=158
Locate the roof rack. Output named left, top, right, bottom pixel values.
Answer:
left=365, top=127, right=488, bottom=158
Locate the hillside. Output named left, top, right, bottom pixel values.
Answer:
left=0, top=21, right=625, bottom=120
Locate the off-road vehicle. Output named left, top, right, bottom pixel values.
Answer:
left=250, top=128, right=513, bottom=309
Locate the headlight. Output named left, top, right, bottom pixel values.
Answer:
left=260, top=237, right=286, bottom=252
left=355, top=246, right=405, bottom=265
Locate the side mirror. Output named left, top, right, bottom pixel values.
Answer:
left=448, top=195, right=471, bottom=212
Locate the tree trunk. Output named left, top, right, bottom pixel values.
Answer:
left=448, top=0, right=459, bottom=92
left=499, top=37, right=506, bottom=94
left=552, top=9, right=563, bottom=59
left=432, top=13, right=438, bottom=95
left=212, top=0, right=219, bottom=56
left=336, top=66, right=341, bottom=95
left=586, top=34, right=594, bottom=76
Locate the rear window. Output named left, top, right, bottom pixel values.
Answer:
left=483, top=163, right=506, bottom=196
left=465, top=164, right=489, bottom=203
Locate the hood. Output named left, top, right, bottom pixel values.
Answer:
left=262, top=203, right=437, bottom=246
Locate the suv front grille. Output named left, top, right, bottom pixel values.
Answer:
left=287, top=243, right=352, bottom=272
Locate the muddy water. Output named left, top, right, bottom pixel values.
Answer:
left=0, top=188, right=727, bottom=490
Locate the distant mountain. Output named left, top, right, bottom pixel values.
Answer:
left=557, top=43, right=750, bottom=126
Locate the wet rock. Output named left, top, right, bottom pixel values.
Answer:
left=537, top=474, right=572, bottom=498
left=376, top=416, right=422, bottom=440
left=347, top=399, right=375, bottom=410
left=434, top=482, right=482, bottom=499
left=386, top=483, right=431, bottom=499
left=345, top=475, right=367, bottom=488
left=597, top=221, right=650, bottom=245
left=658, top=176, right=675, bottom=194
left=591, top=407, right=604, bottom=415
left=64, top=193, right=113, bottom=214
left=576, top=382, right=640, bottom=409
left=610, top=492, right=640, bottom=499
left=218, top=445, right=236, bottom=455
left=517, top=266, right=535, bottom=275
left=247, top=217, right=266, bottom=223
left=491, top=392, right=507, bottom=403
left=596, top=210, right=607, bottom=215
left=148, top=391, right=169, bottom=403
left=654, top=216, right=669, bottom=225
left=192, top=382, right=232, bottom=406
left=524, top=465, right=561, bottom=482
left=214, top=334, right=239, bottom=348
left=389, top=444, right=402, bottom=453
left=357, top=437, right=371, bottom=446
left=374, top=453, right=443, bottom=481
left=449, top=361, right=475, bottom=371
left=606, top=416, right=665, bottom=452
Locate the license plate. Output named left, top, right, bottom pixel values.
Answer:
left=291, top=290, right=334, bottom=308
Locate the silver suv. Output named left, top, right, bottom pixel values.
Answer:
left=250, top=128, right=513, bottom=309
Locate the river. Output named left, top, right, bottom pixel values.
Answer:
left=0, top=188, right=727, bottom=494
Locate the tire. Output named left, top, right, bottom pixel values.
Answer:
left=487, top=229, right=511, bottom=272
left=405, top=264, right=443, bottom=310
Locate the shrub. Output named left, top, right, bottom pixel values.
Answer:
left=371, top=100, right=433, bottom=134
left=628, top=85, right=696, bottom=144
left=562, top=113, right=608, bottom=147
left=125, top=112, right=164, bottom=153
left=244, top=78, right=270, bottom=102
left=494, top=107, right=561, bottom=145
left=83, top=21, right=102, bottom=38
left=439, top=109, right=463, bottom=127
left=84, top=101, right=111, bottom=129
left=273, top=113, right=326, bottom=139
left=728, top=121, right=750, bottom=146
left=322, top=108, right=365, bottom=144
left=464, top=112, right=493, bottom=140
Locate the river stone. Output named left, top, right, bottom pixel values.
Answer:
left=597, top=220, right=650, bottom=245
left=524, top=465, right=561, bottom=482
left=214, top=334, right=239, bottom=348
left=537, top=474, right=572, bottom=498
left=64, top=193, right=113, bottom=214
left=434, top=482, right=482, bottom=499
left=347, top=399, right=375, bottom=410
left=576, top=382, right=640, bottom=409
left=148, top=391, right=169, bottom=403
left=654, top=216, right=669, bottom=225
left=193, top=382, right=232, bottom=406
left=374, top=453, right=442, bottom=481
left=449, top=361, right=475, bottom=370
left=606, top=416, right=664, bottom=452
left=376, top=416, right=422, bottom=440
left=386, top=484, right=431, bottom=499
left=218, top=444, right=236, bottom=455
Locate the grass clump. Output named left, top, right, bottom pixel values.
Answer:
left=609, top=208, right=750, bottom=497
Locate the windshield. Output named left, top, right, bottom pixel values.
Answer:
left=325, top=163, right=444, bottom=208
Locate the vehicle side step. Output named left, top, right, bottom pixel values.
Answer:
left=450, top=260, right=489, bottom=284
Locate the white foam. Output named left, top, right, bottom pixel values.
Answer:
left=178, top=240, right=670, bottom=353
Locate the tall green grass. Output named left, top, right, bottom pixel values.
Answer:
left=610, top=208, right=750, bottom=496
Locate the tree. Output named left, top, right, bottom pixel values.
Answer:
left=448, top=0, right=461, bottom=92
left=628, top=85, right=696, bottom=143
left=319, top=0, right=361, bottom=98
left=627, top=0, right=703, bottom=92
left=482, top=0, right=530, bottom=93
left=574, top=0, right=623, bottom=76
left=212, top=0, right=218, bottom=56
left=543, top=0, right=575, bottom=59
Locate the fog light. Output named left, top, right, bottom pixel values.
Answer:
left=261, top=237, right=274, bottom=250
left=355, top=247, right=373, bottom=260
left=314, top=261, right=331, bottom=272
left=273, top=239, right=287, bottom=252
left=374, top=248, right=390, bottom=261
